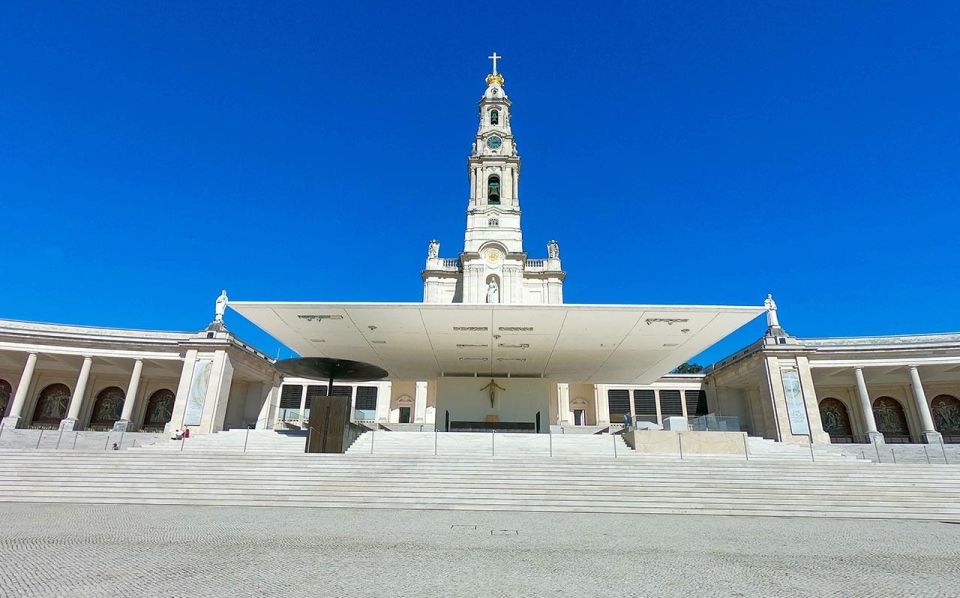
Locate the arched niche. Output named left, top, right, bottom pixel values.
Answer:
left=143, top=389, right=175, bottom=430
left=818, top=398, right=853, bottom=443
left=931, top=395, right=960, bottom=442
left=32, top=383, right=71, bottom=427
left=89, top=386, right=125, bottom=429
left=872, top=396, right=911, bottom=443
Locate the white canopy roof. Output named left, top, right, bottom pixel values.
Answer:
left=230, top=302, right=764, bottom=385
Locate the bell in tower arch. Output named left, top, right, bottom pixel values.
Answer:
left=487, top=175, right=501, bottom=205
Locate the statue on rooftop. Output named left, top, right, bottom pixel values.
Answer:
left=547, top=240, right=560, bottom=259
left=765, top=293, right=780, bottom=328
left=428, top=240, right=439, bottom=260
left=214, top=290, right=228, bottom=323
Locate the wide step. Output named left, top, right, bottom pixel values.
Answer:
left=0, top=449, right=956, bottom=521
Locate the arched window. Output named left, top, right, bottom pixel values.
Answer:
left=818, top=398, right=853, bottom=443
left=0, top=379, right=11, bottom=418
left=490, top=109, right=499, bottom=125
left=931, top=395, right=960, bottom=443
left=872, top=396, right=911, bottom=443
left=32, top=383, right=71, bottom=426
left=143, top=389, right=175, bottom=430
left=487, top=175, right=500, bottom=205
left=89, top=386, right=125, bottom=428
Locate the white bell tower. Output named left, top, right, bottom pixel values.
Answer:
left=422, top=54, right=565, bottom=305
left=464, top=52, right=523, bottom=255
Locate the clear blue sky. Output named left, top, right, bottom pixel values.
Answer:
left=1, top=1, right=958, bottom=364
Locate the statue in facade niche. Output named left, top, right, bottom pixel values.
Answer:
left=428, top=240, right=439, bottom=259
left=486, top=280, right=500, bottom=304
left=214, top=290, right=228, bottom=323
left=547, top=240, right=560, bottom=259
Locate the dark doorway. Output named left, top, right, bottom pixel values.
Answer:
left=399, top=407, right=411, bottom=424
left=574, top=409, right=585, bottom=426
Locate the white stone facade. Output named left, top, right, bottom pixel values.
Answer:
left=0, top=318, right=281, bottom=435
left=703, top=329, right=960, bottom=446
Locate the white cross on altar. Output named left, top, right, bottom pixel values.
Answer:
left=488, top=52, right=501, bottom=75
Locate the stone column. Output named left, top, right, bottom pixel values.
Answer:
left=557, top=383, right=571, bottom=426
left=853, top=367, right=884, bottom=444
left=3, top=352, right=38, bottom=428
left=349, top=385, right=358, bottom=423
left=908, top=366, right=942, bottom=443
left=299, top=385, right=309, bottom=426
left=414, top=381, right=427, bottom=423
left=654, top=389, right=663, bottom=426
left=595, top=385, right=610, bottom=425
left=61, top=357, right=93, bottom=431
left=113, top=359, right=143, bottom=432
left=375, top=381, right=392, bottom=423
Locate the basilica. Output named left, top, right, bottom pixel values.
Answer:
left=1, top=57, right=958, bottom=448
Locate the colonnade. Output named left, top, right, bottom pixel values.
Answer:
left=850, top=365, right=942, bottom=444
left=2, top=352, right=158, bottom=432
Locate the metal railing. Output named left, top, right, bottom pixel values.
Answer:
left=356, top=429, right=631, bottom=459
left=0, top=424, right=161, bottom=451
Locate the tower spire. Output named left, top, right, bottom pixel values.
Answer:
left=488, top=52, right=501, bottom=75
left=486, top=51, right=504, bottom=86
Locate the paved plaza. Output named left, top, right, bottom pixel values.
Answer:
left=0, top=504, right=957, bottom=597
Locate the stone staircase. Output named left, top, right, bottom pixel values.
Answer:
left=378, top=423, right=435, bottom=432
left=746, top=438, right=862, bottom=462
left=348, top=431, right=631, bottom=458
left=549, top=425, right=609, bottom=435
left=816, top=442, right=960, bottom=465
left=134, top=429, right=307, bottom=454
left=0, top=450, right=956, bottom=519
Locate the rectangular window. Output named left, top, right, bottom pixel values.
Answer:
left=304, top=385, right=327, bottom=409
left=633, top=389, right=657, bottom=424
left=607, top=389, right=631, bottom=420
left=279, top=385, right=302, bottom=409
left=355, top=386, right=378, bottom=410
left=660, top=390, right=683, bottom=417
left=685, top=390, right=707, bottom=417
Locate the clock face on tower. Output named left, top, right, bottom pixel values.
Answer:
left=486, top=135, right=502, bottom=150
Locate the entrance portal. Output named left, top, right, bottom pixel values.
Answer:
left=574, top=409, right=585, bottom=426
left=399, top=407, right=411, bottom=423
